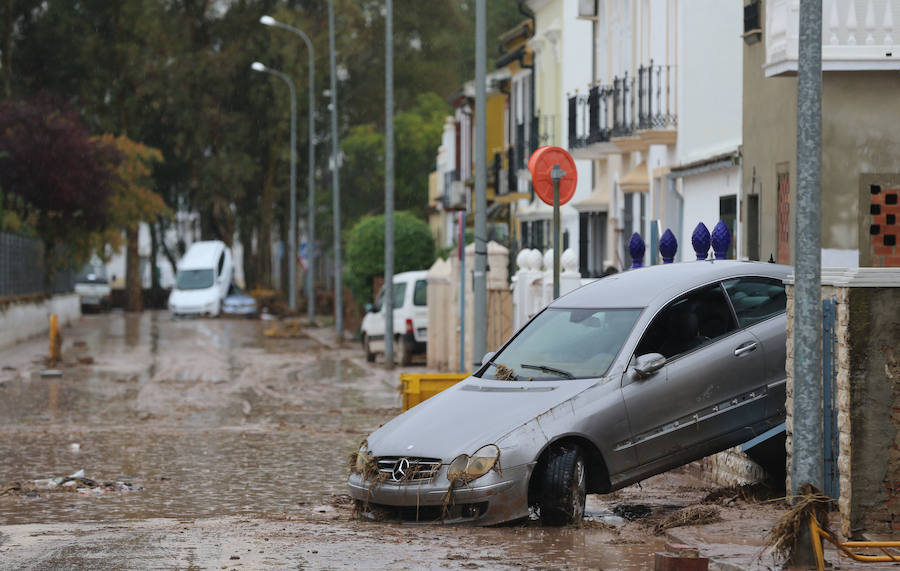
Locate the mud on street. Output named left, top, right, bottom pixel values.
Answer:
left=0, top=312, right=792, bottom=570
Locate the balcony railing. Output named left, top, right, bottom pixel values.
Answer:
left=637, top=60, right=677, bottom=130
left=765, top=0, right=900, bottom=76
left=569, top=62, right=677, bottom=150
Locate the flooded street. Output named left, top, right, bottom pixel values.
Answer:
left=0, top=311, right=740, bottom=569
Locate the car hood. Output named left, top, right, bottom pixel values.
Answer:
left=169, top=288, right=217, bottom=306
left=365, top=376, right=599, bottom=462
left=224, top=294, right=255, bottom=305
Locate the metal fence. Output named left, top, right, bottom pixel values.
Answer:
left=0, top=232, right=74, bottom=297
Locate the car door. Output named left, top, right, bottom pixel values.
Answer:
left=622, top=282, right=767, bottom=468
left=367, top=287, right=387, bottom=352
left=722, top=277, right=788, bottom=421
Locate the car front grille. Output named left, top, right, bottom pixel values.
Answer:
left=376, top=456, right=442, bottom=483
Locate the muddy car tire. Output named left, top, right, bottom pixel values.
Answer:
left=394, top=337, right=413, bottom=366
left=538, top=445, right=586, bottom=526
left=363, top=335, right=376, bottom=362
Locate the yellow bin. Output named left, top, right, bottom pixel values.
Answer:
left=400, top=372, right=469, bottom=410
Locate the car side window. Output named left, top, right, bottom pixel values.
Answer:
left=722, top=277, right=786, bottom=327
left=217, top=252, right=225, bottom=277
left=635, top=284, right=737, bottom=360
left=392, top=283, right=407, bottom=309
left=413, top=280, right=427, bottom=306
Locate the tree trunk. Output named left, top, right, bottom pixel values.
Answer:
left=157, top=216, right=178, bottom=275
left=125, top=224, right=142, bottom=312
left=239, top=219, right=255, bottom=290
left=258, top=132, right=282, bottom=290
left=149, top=221, right=161, bottom=308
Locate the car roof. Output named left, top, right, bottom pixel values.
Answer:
left=393, top=270, right=428, bottom=282
left=179, top=240, right=226, bottom=270
left=551, top=260, right=793, bottom=309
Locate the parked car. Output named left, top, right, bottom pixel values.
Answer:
left=74, top=259, right=112, bottom=312
left=360, top=270, right=428, bottom=366
left=222, top=284, right=258, bottom=317
left=167, top=240, right=233, bottom=317
left=348, top=260, right=791, bottom=526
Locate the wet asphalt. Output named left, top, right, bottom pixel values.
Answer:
left=0, top=311, right=687, bottom=570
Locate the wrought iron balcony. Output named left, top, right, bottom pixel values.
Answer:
left=569, top=62, right=677, bottom=151
left=637, top=60, right=677, bottom=130
left=568, top=85, right=613, bottom=149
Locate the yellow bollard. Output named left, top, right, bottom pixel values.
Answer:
left=49, top=313, right=61, bottom=363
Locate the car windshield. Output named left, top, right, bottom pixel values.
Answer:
left=481, top=307, right=642, bottom=380
left=176, top=269, right=215, bottom=290
left=75, top=263, right=108, bottom=284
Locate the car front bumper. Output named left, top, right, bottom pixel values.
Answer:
left=347, top=462, right=532, bottom=526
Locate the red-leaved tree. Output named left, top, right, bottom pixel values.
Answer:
left=0, top=97, right=119, bottom=269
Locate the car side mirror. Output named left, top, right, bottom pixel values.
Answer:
left=364, top=303, right=373, bottom=314
left=632, top=353, right=666, bottom=378
left=477, top=351, right=495, bottom=367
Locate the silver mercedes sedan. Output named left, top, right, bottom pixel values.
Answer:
left=348, top=260, right=791, bottom=526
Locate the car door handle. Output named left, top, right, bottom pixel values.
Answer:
left=734, top=342, right=758, bottom=357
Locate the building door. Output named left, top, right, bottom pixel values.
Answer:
left=777, top=170, right=790, bottom=264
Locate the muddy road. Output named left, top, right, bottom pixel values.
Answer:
left=0, top=311, right=776, bottom=570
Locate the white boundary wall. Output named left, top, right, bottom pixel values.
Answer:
left=0, top=294, right=81, bottom=349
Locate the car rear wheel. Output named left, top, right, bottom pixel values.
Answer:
left=394, top=336, right=413, bottom=366
left=538, top=444, right=586, bottom=526
left=363, top=335, right=376, bottom=362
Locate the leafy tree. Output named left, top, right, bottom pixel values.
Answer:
left=90, top=134, right=168, bottom=311
left=340, top=92, right=448, bottom=224
left=0, top=98, right=118, bottom=269
left=344, top=211, right=435, bottom=306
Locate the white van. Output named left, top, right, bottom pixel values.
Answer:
left=168, top=240, right=233, bottom=317
left=359, top=270, right=428, bottom=365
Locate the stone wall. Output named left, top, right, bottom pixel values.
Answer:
left=785, top=268, right=900, bottom=537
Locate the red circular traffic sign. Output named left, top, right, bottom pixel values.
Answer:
left=528, top=146, right=578, bottom=206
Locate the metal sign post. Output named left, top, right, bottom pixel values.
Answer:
left=551, top=164, right=565, bottom=300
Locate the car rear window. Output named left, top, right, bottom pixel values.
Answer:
left=413, top=280, right=427, bottom=306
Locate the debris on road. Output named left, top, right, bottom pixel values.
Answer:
left=1, top=469, right=142, bottom=497
left=650, top=505, right=721, bottom=534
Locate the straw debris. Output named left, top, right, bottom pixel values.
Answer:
left=763, top=484, right=832, bottom=562
left=648, top=505, right=722, bottom=534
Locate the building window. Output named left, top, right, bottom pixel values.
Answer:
left=747, top=194, right=760, bottom=261
left=579, top=212, right=608, bottom=277
left=719, top=195, right=737, bottom=260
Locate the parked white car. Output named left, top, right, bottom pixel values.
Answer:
left=360, top=270, right=428, bottom=365
left=167, top=240, right=233, bottom=317
left=74, top=259, right=112, bottom=311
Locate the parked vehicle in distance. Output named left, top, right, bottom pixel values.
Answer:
left=222, top=284, right=257, bottom=317
left=167, top=240, right=233, bottom=317
left=360, top=270, right=428, bottom=366
left=349, top=261, right=791, bottom=526
left=74, top=259, right=112, bottom=312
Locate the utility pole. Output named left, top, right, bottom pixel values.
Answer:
left=791, top=0, right=823, bottom=566
left=384, top=0, right=395, bottom=368
left=328, top=0, right=343, bottom=341
left=473, top=0, right=487, bottom=366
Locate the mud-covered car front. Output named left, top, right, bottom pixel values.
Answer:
left=347, top=439, right=534, bottom=525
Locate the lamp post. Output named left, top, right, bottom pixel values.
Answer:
left=260, top=15, right=316, bottom=323
left=251, top=61, right=297, bottom=311
left=328, top=0, right=343, bottom=342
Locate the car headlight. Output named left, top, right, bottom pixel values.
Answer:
left=352, top=442, right=372, bottom=475
left=447, top=444, right=500, bottom=484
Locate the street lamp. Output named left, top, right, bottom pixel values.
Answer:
left=260, top=15, right=317, bottom=323
left=251, top=61, right=297, bottom=311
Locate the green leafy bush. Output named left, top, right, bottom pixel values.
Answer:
left=345, top=212, right=436, bottom=306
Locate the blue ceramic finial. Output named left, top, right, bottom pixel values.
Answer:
left=711, top=221, right=731, bottom=260
left=659, top=228, right=678, bottom=263
left=628, top=232, right=645, bottom=269
left=691, top=222, right=711, bottom=261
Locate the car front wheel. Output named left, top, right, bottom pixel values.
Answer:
left=538, top=444, right=586, bottom=526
